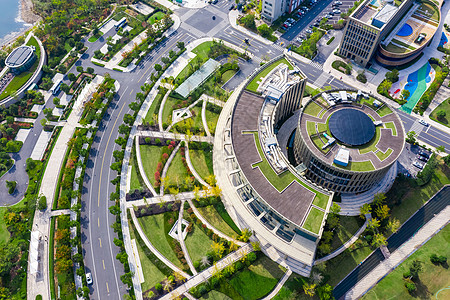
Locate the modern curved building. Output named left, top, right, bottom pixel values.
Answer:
left=5, top=45, right=36, bottom=74
left=338, top=0, right=442, bottom=67
left=294, top=91, right=405, bottom=194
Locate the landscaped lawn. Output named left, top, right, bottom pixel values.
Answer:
left=140, top=145, right=164, bottom=188
left=148, top=11, right=166, bottom=24
left=358, top=126, right=382, bottom=154
left=162, top=96, right=179, bottom=127
left=192, top=41, right=214, bottom=62
left=88, top=32, right=103, bottom=43
left=0, top=60, right=39, bottom=100
left=129, top=220, right=166, bottom=292
left=200, top=290, right=232, bottom=300
left=185, top=224, right=214, bottom=264
left=307, top=121, right=316, bottom=136
left=166, top=151, right=189, bottom=187
left=387, top=160, right=450, bottom=225
left=143, top=91, right=164, bottom=124
left=138, top=213, right=184, bottom=269
left=430, top=98, right=450, bottom=127
left=246, top=58, right=293, bottom=93
left=302, top=207, right=325, bottom=234
left=303, top=101, right=323, bottom=117
left=129, top=164, right=141, bottom=191
left=171, top=104, right=204, bottom=134
left=250, top=132, right=330, bottom=205
left=322, top=239, right=374, bottom=286
left=330, top=216, right=364, bottom=252
left=384, top=121, right=397, bottom=135
left=197, top=204, right=240, bottom=238
left=189, top=148, right=213, bottom=181
left=272, top=274, right=315, bottom=300
left=362, top=225, right=450, bottom=300
left=0, top=198, right=26, bottom=244
left=205, top=109, right=220, bottom=135
left=221, top=69, right=236, bottom=84
left=377, top=105, right=393, bottom=117
left=376, top=148, right=393, bottom=161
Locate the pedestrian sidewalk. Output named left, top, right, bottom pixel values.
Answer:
left=344, top=206, right=450, bottom=299
left=228, top=10, right=273, bottom=45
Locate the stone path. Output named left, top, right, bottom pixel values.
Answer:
left=344, top=206, right=450, bottom=299
left=261, top=268, right=293, bottom=300
left=160, top=143, right=181, bottom=195
left=136, top=130, right=214, bottom=143
left=201, top=100, right=211, bottom=137
left=158, top=90, right=171, bottom=132
left=177, top=200, right=198, bottom=275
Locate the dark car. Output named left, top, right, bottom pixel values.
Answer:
left=419, top=151, right=430, bottom=158
left=229, top=4, right=235, bottom=10
left=417, top=155, right=428, bottom=162
left=212, top=0, right=218, bottom=3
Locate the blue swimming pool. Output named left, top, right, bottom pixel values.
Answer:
left=397, top=24, right=413, bottom=37
left=370, top=0, right=380, bottom=7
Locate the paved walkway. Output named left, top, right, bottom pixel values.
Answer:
left=344, top=206, right=450, bottom=299
left=130, top=208, right=190, bottom=278
left=261, top=269, right=293, bottom=300
left=160, top=143, right=181, bottom=195
left=158, top=90, right=171, bottom=132
left=201, top=100, right=211, bottom=137
left=125, top=190, right=210, bottom=208
left=177, top=200, right=198, bottom=275
left=160, top=243, right=254, bottom=300
left=315, top=214, right=370, bottom=264
left=136, top=130, right=214, bottom=143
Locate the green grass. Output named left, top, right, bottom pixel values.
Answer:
left=306, top=121, right=317, bottom=136
left=129, top=220, right=166, bottom=291
left=166, top=151, right=189, bottom=187
left=205, top=109, right=220, bottom=135
left=376, top=148, right=393, bottom=161
left=312, top=193, right=329, bottom=209
left=362, top=225, right=450, bottom=300
left=140, top=145, right=164, bottom=188
left=0, top=198, right=27, bottom=244
left=197, top=205, right=240, bottom=238
left=330, top=216, right=364, bottom=252
left=88, top=33, right=103, bottom=43
left=272, top=274, right=313, bottom=300
left=200, top=290, right=232, bottom=300
left=246, top=58, right=293, bottom=93
left=185, top=224, right=214, bottom=264
left=148, top=11, right=166, bottom=24
left=333, top=160, right=375, bottom=171
left=377, top=105, right=393, bottom=117
left=143, top=91, right=164, bottom=124
left=189, top=148, right=213, bottom=182
left=303, top=101, right=323, bottom=117
left=387, top=161, right=450, bottom=225
left=385, top=42, right=413, bottom=54
left=138, top=214, right=184, bottom=269
left=130, top=164, right=141, bottom=191
left=302, top=207, right=325, bottom=234
left=358, top=126, right=382, bottom=154
left=416, top=2, right=440, bottom=22
left=430, top=98, right=450, bottom=127
left=221, top=69, right=237, bottom=83
left=192, top=41, right=215, bottom=62
left=250, top=132, right=330, bottom=205
left=317, top=122, right=329, bottom=134
left=162, top=96, right=178, bottom=126
left=0, top=56, right=39, bottom=100
left=385, top=121, right=397, bottom=136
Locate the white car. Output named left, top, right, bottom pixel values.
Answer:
left=419, top=119, right=429, bottom=126
left=334, top=1, right=342, bottom=4
left=306, top=29, right=313, bottom=34
left=333, top=9, right=341, bottom=14
left=413, top=161, right=424, bottom=169
left=86, top=272, right=93, bottom=285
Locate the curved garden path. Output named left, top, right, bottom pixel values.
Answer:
left=314, top=213, right=371, bottom=264
left=261, top=268, right=292, bottom=300
left=187, top=199, right=245, bottom=246
left=184, top=142, right=210, bottom=188
left=158, top=90, right=172, bottom=132
left=130, top=208, right=190, bottom=278
left=134, top=136, right=157, bottom=196
left=160, top=143, right=181, bottom=196
left=177, top=200, right=198, bottom=275
left=201, top=100, right=211, bottom=137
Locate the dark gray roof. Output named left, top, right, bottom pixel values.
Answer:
left=5, top=46, right=34, bottom=68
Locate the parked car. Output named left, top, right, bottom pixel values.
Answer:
left=283, top=24, right=289, bottom=28
left=212, top=0, right=218, bottom=4
left=334, top=1, right=342, bottom=5
left=419, top=119, right=429, bottom=126
left=306, top=29, right=313, bottom=34
left=229, top=4, right=235, bottom=10
left=419, top=150, right=430, bottom=158
left=413, top=161, right=424, bottom=169
left=326, top=14, right=333, bottom=18
left=297, top=37, right=304, bottom=43
left=333, top=9, right=341, bottom=14
left=86, top=273, right=93, bottom=285
left=417, top=155, right=428, bottom=162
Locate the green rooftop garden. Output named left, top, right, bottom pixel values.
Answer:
left=358, top=126, right=382, bottom=154
left=303, top=101, right=323, bottom=117
left=333, top=160, right=375, bottom=171
left=250, top=132, right=330, bottom=208
left=246, top=58, right=293, bottom=93
left=302, top=207, right=325, bottom=234
left=376, top=148, right=393, bottom=161
left=384, top=121, right=397, bottom=135
left=377, top=105, right=393, bottom=117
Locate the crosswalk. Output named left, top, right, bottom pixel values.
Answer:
left=409, top=120, right=425, bottom=135
left=271, top=43, right=285, bottom=52
left=309, top=60, right=323, bottom=70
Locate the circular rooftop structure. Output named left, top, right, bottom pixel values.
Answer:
left=329, top=108, right=376, bottom=146
left=5, top=46, right=35, bottom=68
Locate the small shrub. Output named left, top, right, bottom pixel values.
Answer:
left=155, top=283, right=162, bottom=291
left=403, top=270, right=411, bottom=278
left=405, top=282, right=416, bottom=293
left=247, top=252, right=257, bottom=262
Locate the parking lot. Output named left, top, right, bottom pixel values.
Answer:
left=397, top=143, right=432, bottom=178
left=281, top=0, right=356, bottom=41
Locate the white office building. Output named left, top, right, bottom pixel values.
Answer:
left=261, top=0, right=301, bottom=23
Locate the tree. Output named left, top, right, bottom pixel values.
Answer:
left=375, top=204, right=390, bottom=220
left=317, top=284, right=333, bottom=300
left=87, top=67, right=94, bottom=74
left=303, top=283, right=316, bottom=297
left=436, top=145, right=446, bottom=153
left=53, top=97, right=60, bottom=106
left=40, top=118, right=48, bottom=127
left=177, top=41, right=185, bottom=50
left=257, top=24, right=273, bottom=38
left=240, top=14, right=256, bottom=30
left=330, top=202, right=341, bottom=215
left=406, top=131, right=417, bottom=144
left=373, top=193, right=386, bottom=207
left=238, top=228, right=252, bottom=242
left=6, top=180, right=16, bottom=194
left=387, top=218, right=400, bottom=234
left=154, top=64, right=162, bottom=72
left=443, top=154, right=450, bottom=166
left=372, top=233, right=387, bottom=247
left=385, top=69, right=399, bottom=83
left=38, top=196, right=47, bottom=210
left=76, top=66, right=83, bottom=73
left=367, top=218, right=380, bottom=230
left=409, top=259, right=423, bottom=279
left=405, top=282, right=416, bottom=293
left=401, top=89, right=410, bottom=101
left=360, top=203, right=371, bottom=218
left=68, top=73, right=76, bottom=81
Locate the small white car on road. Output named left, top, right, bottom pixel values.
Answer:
left=86, top=272, right=93, bottom=285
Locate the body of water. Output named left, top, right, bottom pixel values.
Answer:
left=0, top=0, right=30, bottom=46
